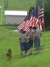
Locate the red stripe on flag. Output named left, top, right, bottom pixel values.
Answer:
left=18, top=21, right=25, bottom=31
left=39, top=8, right=44, bottom=18
left=24, top=20, right=30, bottom=32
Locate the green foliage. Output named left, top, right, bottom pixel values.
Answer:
left=45, top=0, right=50, bottom=13
left=44, top=0, right=50, bottom=30
left=45, top=12, right=50, bottom=30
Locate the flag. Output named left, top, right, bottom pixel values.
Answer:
left=18, top=7, right=34, bottom=32
left=18, top=20, right=25, bottom=31
left=38, top=8, right=44, bottom=31
left=23, top=20, right=30, bottom=32
left=18, top=6, right=44, bottom=32
left=18, top=15, right=30, bottom=32
left=39, top=8, right=44, bottom=18
left=18, top=16, right=33, bottom=32
left=29, top=6, right=44, bottom=31
left=30, top=6, right=40, bottom=28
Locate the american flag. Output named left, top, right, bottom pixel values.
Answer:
left=18, top=15, right=30, bottom=32
left=30, top=7, right=44, bottom=31
left=18, top=20, right=25, bottom=31
left=38, top=8, right=44, bottom=31
left=39, top=8, right=44, bottom=18
left=18, top=7, right=44, bottom=32
left=18, top=7, right=38, bottom=32
left=18, top=16, right=34, bottom=32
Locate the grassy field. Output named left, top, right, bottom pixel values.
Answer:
left=0, top=26, right=50, bottom=67
left=0, top=0, right=50, bottom=67
left=2, top=0, right=35, bottom=10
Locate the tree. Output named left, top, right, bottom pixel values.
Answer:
left=45, top=0, right=50, bottom=14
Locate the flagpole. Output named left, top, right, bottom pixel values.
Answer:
left=42, top=0, right=45, bottom=48
left=36, top=0, right=38, bottom=7
left=43, top=0, right=45, bottom=47
left=36, top=0, right=45, bottom=48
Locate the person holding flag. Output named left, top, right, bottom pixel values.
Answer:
left=19, top=29, right=32, bottom=57
left=26, top=26, right=34, bottom=55
left=32, top=26, right=42, bottom=54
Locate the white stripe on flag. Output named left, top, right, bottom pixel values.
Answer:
left=24, top=20, right=30, bottom=32
left=39, top=8, right=44, bottom=18
left=18, top=21, right=25, bottom=30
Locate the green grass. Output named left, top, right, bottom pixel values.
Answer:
left=7, top=0, right=35, bottom=10
left=0, top=0, right=50, bottom=66
left=0, top=26, right=50, bottom=67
